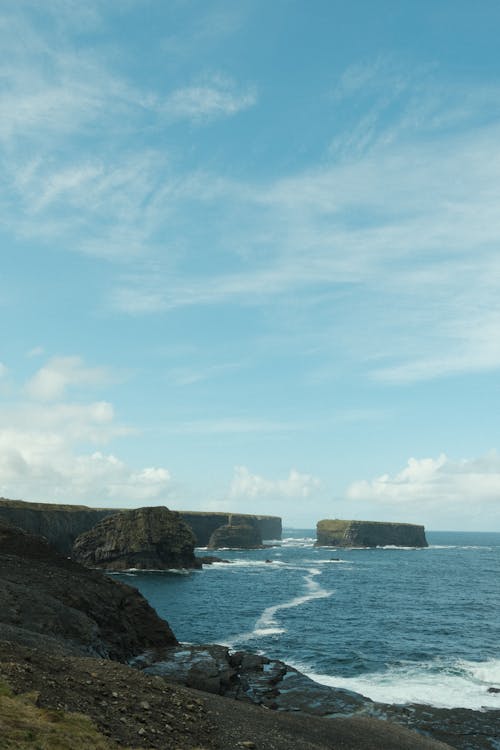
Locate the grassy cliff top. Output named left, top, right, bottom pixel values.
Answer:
left=317, top=519, right=425, bottom=528
left=0, top=499, right=279, bottom=520
left=0, top=498, right=119, bottom=512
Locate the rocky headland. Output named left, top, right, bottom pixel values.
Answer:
left=0, top=519, right=455, bottom=750
left=0, top=498, right=282, bottom=554
left=316, top=518, right=428, bottom=548
left=72, top=506, right=200, bottom=571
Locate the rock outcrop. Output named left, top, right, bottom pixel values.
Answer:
left=0, top=498, right=116, bottom=555
left=0, top=499, right=282, bottom=554
left=180, top=511, right=282, bottom=545
left=207, top=523, right=263, bottom=549
left=0, top=520, right=177, bottom=659
left=316, top=519, right=428, bottom=548
left=72, top=506, right=199, bottom=570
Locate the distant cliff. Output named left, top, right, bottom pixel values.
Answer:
left=0, top=498, right=116, bottom=555
left=0, top=499, right=282, bottom=554
left=316, top=519, right=428, bottom=548
left=179, top=511, right=282, bottom=546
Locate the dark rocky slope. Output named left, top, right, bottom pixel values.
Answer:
left=0, top=520, right=176, bottom=659
left=316, top=518, right=428, bottom=547
left=72, top=506, right=199, bottom=570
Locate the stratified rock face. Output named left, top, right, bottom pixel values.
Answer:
left=72, top=506, right=199, bottom=570
left=0, top=499, right=283, bottom=553
left=180, top=511, right=282, bottom=545
left=207, top=523, right=263, bottom=549
left=0, top=520, right=177, bottom=659
left=316, top=519, right=428, bottom=548
left=0, top=498, right=116, bottom=555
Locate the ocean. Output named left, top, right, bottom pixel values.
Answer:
left=115, top=529, right=500, bottom=712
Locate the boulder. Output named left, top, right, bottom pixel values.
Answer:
left=72, top=506, right=200, bottom=570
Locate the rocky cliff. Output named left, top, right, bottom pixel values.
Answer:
left=316, top=519, right=428, bottom=548
left=0, top=520, right=177, bottom=659
left=72, top=506, right=199, bottom=570
left=207, top=523, right=263, bottom=549
left=0, top=499, right=282, bottom=553
left=179, top=511, right=282, bottom=545
left=0, top=498, right=115, bottom=555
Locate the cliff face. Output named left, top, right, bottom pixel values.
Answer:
left=72, top=506, right=199, bottom=570
left=0, top=499, right=282, bottom=554
left=0, top=520, right=177, bottom=659
left=316, top=519, right=428, bottom=548
left=180, top=512, right=282, bottom=546
left=207, top=523, right=263, bottom=550
left=0, top=498, right=116, bottom=555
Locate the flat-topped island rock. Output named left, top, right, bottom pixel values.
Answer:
left=316, top=519, right=428, bottom=548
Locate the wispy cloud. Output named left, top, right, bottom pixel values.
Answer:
left=25, top=356, right=113, bottom=401
left=229, top=465, right=321, bottom=500
left=162, top=74, right=257, bottom=122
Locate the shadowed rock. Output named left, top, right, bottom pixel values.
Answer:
left=72, top=506, right=200, bottom=570
left=207, top=523, right=263, bottom=549
left=0, top=520, right=177, bottom=659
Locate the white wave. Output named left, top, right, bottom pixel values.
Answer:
left=202, top=558, right=287, bottom=568
left=280, top=537, right=315, bottom=547
left=461, top=657, right=500, bottom=685
left=300, top=658, right=500, bottom=710
left=376, top=545, right=425, bottom=550
left=108, top=567, right=192, bottom=575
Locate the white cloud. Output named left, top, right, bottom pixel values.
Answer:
left=0, top=363, right=7, bottom=378
left=0, top=354, right=173, bottom=506
left=346, top=453, right=500, bottom=526
left=230, top=466, right=321, bottom=500
left=25, top=356, right=112, bottom=401
left=162, top=74, right=257, bottom=122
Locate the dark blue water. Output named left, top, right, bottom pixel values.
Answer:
left=115, top=530, right=500, bottom=709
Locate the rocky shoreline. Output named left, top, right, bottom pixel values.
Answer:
left=0, top=516, right=497, bottom=749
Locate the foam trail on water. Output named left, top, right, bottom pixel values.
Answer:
left=224, top=566, right=332, bottom=647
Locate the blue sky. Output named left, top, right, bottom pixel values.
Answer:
left=2, top=0, right=500, bottom=529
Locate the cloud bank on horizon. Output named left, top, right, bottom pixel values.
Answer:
left=1, top=0, right=500, bottom=529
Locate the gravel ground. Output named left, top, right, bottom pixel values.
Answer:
left=0, top=639, right=452, bottom=750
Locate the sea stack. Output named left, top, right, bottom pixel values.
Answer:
left=316, top=519, right=428, bottom=548
left=207, top=523, right=263, bottom=549
left=72, top=506, right=200, bottom=570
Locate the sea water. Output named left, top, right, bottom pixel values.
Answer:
left=115, top=530, right=500, bottom=711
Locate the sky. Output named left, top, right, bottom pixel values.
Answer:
left=2, top=0, right=500, bottom=530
